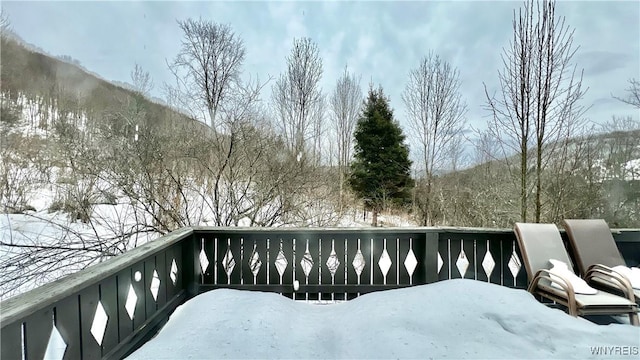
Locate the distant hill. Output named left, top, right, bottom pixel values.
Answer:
left=1, top=34, right=206, bottom=134
left=426, top=127, right=640, bottom=227
left=449, top=128, right=640, bottom=177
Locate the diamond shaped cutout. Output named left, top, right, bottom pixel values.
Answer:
left=222, top=248, right=236, bottom=276
left=378, top=249, right=392, bottom=278
left=249, top=246, right=262, bottom=277
left=352, top=250, right=365, bottom=276
left=125, top=284, right=137, bottom=320
left=508, top=250, right=522, bottom=277
left=275, top=250, right=288, bottom=277
left=44, top=324, right=67, bottom=360
left=326, top=247, right=340, bottom=277
left=90, top=301, right=108, bottom=345
left=437, top=252, right=443, bottom=274
left=170, top=259, right=178, bottom=285
left=482, top=250, right=495, bottom=277
left=199, top=248, right=209, bottom=274
left=150, top=270, right=160, bottom=301
left=300, top=243, right=314, bottom=277
left=404, top=248, right=418, bottom=277
left=456, top=249, right=469, bottom=277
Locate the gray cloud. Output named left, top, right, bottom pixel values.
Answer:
left=2, top=0, right=638, bottom=132
left=581, top=51, right=633, bottom=76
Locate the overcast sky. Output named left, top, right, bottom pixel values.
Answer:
left=3, top=0, right=639, bottom=135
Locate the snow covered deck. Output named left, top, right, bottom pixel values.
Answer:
left=1, top=227, right=639, bottom=359
left=128, top=280, right=640, bottom=359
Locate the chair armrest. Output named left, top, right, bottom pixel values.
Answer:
left=529, top=269, right=578, bottom=315
left=585, top=264, right=635, bottom=303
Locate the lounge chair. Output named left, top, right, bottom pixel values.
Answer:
left=514, top=222, right=638, bottom=326
left=563, top=219, right=640, bottom=304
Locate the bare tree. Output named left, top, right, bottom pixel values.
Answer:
left=169, top=18, right=246, bottom=130
left=271, top=37, right=324, bottom=158
left=484, top=0, right=587, bottom=222
left=402, top=51, right=467, bottom=225
left=329, top=66, right=362, bottom=209
left=470, top=131, right=521, bottom=226
left=311, top=94, right=327, bottom=165
left=167, top=18, right=284, bottom=226
left=541, top=117, right=592, bottom=223
left=119, top=64, right=155, bottom=143
left=614, top=78, right=640, bottom=109
left=0, top=10, right=10, bottom=34
left=131, top=63, right=154, bottom=96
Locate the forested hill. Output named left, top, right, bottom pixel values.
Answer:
left=1, top=33, right=342, bottom=232
left=423, top=128, right=640, bottom=228
left=1, top=34, right=200, bottom=133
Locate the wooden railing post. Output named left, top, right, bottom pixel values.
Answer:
left=424, top=231, right=439, bottom=284
left=182, top=233, right=199, bottom=297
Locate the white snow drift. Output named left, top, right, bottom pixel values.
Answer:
left=128, top=279, right=640, bottom=359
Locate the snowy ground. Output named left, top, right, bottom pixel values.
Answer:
left=0, top=197, right=161, bottom=299
left=0, top=204, right=416, bottom=300
left=128, top=279, right=640, bottom=360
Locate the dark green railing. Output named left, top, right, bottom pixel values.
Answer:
left=1, top=227, right=638, bottom=359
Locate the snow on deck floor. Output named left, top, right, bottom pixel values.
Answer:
left=128, top=279, right=640, bottom=359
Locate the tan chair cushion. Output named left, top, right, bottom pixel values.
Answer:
left=538, top=283, right=635, bottom=307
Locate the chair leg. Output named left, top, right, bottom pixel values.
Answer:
left=568, top=301, right=578, bottom=317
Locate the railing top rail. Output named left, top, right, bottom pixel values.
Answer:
left=191, top=226, right=639, bottom=236
left=0, top=227, right=193, bottom=327
left=190, top=226, right=517, bottom=234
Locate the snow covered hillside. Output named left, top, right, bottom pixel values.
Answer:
left=128, top=279, right=640, bottom=359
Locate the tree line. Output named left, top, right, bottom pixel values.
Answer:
left=2, top=0, right=639, bottom=229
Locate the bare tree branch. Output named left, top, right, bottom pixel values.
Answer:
left=131, top=63, right=154, bottom=96
left=402, top=51, right=467, bottom=225
left=271, top=37, right=324, bottom=159
left=484, top=0, right=587, bottom=222
left=613, top=78, right=640, bottom=109
left=171, top=18, right=246, bottom=130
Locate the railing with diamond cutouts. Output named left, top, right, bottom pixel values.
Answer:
left=0, top=228, right=194, bottom=360
left=190, top=228, right=637, bottom=300
left=1, top=227, right=638, bottom=360
left=193, top=229, right=436, bottom=301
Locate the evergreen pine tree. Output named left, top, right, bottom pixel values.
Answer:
left=349, top=86, right=414, bottom=226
